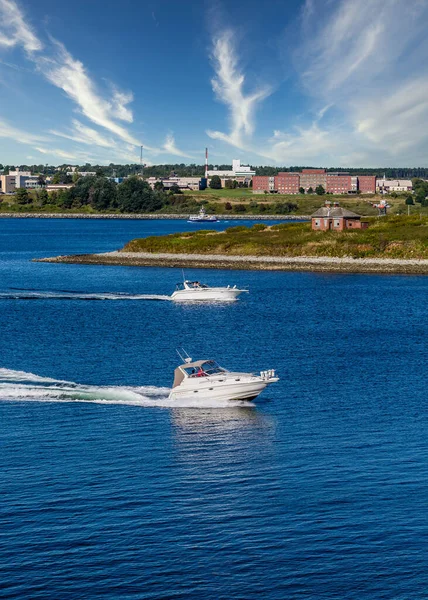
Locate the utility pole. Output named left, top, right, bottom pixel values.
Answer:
left=140, top=146, right=143, bottom=178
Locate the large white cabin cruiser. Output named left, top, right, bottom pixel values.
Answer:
left=169, top=357, right=278, bottom=403
left=171, top=280, right=247, bottom=302
left=188, top=207, right=218, bottom=222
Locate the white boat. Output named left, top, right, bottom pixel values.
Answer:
left=171, top=280, right=247, bottom=302
left=188, top=207, right=218, bottom=222
left=169, top=356, right=278, bottom=403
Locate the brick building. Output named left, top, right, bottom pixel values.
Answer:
left=357, top=175, right=376, bottom=194
left=252, top=170, right=377, bottom=194
left=311, top=201, right=368, bottom=231
left=326, top=173, right=352, bottom=194
left=299, top=169, right=327, bottom=192
left=252, top=176, right=275, bottom=192
left=275, top=172, right=300, bottom=194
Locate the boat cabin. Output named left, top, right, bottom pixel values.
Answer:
left=174, top=280, right=208, bottom=291
left=173, top=359, right=226, bottom=388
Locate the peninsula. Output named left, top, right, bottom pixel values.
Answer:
left=37, top=216, right=428, bottom=274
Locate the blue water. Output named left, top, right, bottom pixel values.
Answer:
left=1, top=218, right=428, bottom=599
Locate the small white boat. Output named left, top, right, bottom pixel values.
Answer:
left=188, top=207, right=218, bottom=222
left=169, top=355, right=278, bottom=403
left=171, top=280, right=247, bottom=302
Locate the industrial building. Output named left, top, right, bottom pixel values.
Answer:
left=253, top=170, right=376, bottom=194
left=376, top=179, right=413, bottom=193
left=146, top=176, right=203, bottom=191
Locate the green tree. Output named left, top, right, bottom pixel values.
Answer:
left=308, top=187, right=314, bottom=194
left=154, top=181, right=164, bottom=191
left=15, top=188, right=30, bottom=205
left=37, top=174, right=46, bottom=187
left=117, top=176, right=163, bottom=212
left=405, top=195, right=414, bottom=205
left=169, top=184, right=182, bottom=195
left=36, top=189, right=49, bottom=206
left=209, top=175, right=222, bottom=189
left=299, top=187, right=305, bottom=194
left=315, top=185, right=325, bottom=195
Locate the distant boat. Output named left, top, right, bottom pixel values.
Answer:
left=171, top=280, right=247, bottom=302
left=188, top=207, right=218, bottom=223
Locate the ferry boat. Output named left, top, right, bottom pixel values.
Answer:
left=188, top=207, right=218, bottom=222
left=170, top=280, right=247, bottom=302
left=169, top=354, right=278, bottom=403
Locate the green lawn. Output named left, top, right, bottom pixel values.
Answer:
left=122, top=215, right=428, bottom=259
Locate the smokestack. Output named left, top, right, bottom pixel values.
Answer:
left=205, top=147, right=208, bottom=179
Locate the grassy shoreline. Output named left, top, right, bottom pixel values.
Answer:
left=121, top=216, right=428, bottom=260
left=36, top=215, right=428, bottom=274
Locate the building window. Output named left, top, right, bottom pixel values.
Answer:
left=334, top=220, right=340, bottom=228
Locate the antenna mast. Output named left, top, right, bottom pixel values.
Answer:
left=140, top=145, right=143, bottom=178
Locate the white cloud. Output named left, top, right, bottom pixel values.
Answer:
left=0, top=0, right=151, bottom=154
left=0, top=119, right=47, bottom=145
left=207, top=30, right=271, bottom=149
left=50, top=119, right=113, bottom=148
left=270, top=0, right=428, bottom=166
left=36, top=40, right=142, bottom=147
left=0, top=0, right=42, bottom=53
left=162, top=133, right=193, bottom=158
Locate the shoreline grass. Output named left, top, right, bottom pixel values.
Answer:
left=122, top=215, right=428, bottom=260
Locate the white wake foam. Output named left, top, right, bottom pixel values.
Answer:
left=0, top=290, right=171, bottom=301
left=0, top=369, right=250, bottom=408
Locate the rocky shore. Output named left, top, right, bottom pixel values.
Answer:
left=0, top=212, right=308, bottom=220
left=35, top=250, right=428, bottom=274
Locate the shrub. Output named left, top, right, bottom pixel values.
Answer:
left=226, top=225, right=248, bottom=234
left=234, top=204, right=247, bottom=212
left=252, top=223, right=267, bottom=231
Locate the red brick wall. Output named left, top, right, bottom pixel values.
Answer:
left=358, top=176, right=376, bottom=193
left=252, top=176, right=270, bottom=191
left=275, top=173, right=300, bottom=194
left=326, top=175, right=351, bottom=194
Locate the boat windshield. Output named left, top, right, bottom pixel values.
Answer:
left=175, top=281, right=208, bottom=290
left=183, top=360, right=226, bottom=378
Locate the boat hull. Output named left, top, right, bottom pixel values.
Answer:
left=171, top=288, right=244, bottom=302
left=168, top=377, right=277, bottom=403
left=188, top=218, right=218, bottom=223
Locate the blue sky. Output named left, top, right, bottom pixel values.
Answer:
left=1, top=0, right=428, bottom=167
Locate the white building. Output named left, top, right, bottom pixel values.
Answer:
left=8, top=170, right=39, bottom=189
left=376, top=179, right=413, bottom=193
left=146, top=176, right=202, bottom=191
left=207, top=159, right=256, bottom=179
left=66, top=171, right=97, bottom=177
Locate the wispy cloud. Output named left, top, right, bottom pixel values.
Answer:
left=36, top=40, right=142, bottom=147
left=269, top=0, right=428, bottom=165
left=0, top=119, right=47, bottom=145
left=162, top=133, right=193, bottom=158
left=0, top=0, right=42, bottom=53
left=0, top=0, right=151, bottom=159
left=207, top=30, right=271, bottom=149
left=50, top=119, right=113, bottom=148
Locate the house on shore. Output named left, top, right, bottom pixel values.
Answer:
left=311, top=201, right=368, bottom=231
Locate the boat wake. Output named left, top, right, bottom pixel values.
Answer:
left=0, top=288, right=171, bottom=301
left=0, top=369, right=252, bottom=408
